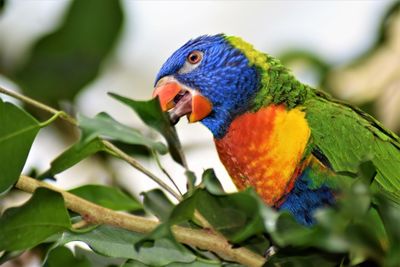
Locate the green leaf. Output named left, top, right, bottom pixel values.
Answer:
left=165, top=260, right=222, bottom=267
left=265, top=180, right=389, bottom=264
left=137, top=237, right=196, bottom=266
left=45, top=246, right=91, bottom=267
left=0, top=188, right=71, bottom=251
left=40, top=111, right=167, bottom=178
left=14, top=0, right=123, bottom=105
left=148, top=170, right=269, bottom=244
left=201, top=169, right=225, bottom=195
left=0, top=99, right=40, bottom=193
left=271, top=213, right=317, bottom=248
left=40, top=137, right=107, bottom=179
left=142, top=189, right=175, bottom=221
left=109, top=94, right=186, bottom=166
left=266, top=249, right=339, bottom=267
left=69, top=184, right=142, bottom=211
left=60, top=225, right=196, bottom=266
left=122, top=260, right=148, bottom=267
left=376, top=194, right=400, bottom=266
left=123, top=258, right=222, bottom=267
left=346, top=222, right=385, bottom=264
left=239, top=235, right=270, bottom=256
left=0, top=0, right=6, bottom=15
left=74, top=246, right=125, bottom=267
left=60, top=225, right=142, bottom=258
left=79, top=112, right=167, bottom=154
left=358, top=160, right=377, bottom=185
left=186, top=170, right=197, bottom=194
left=108, top=141, right=153, bottom=157
left=168, top=194, right=197, bottom=225
left=194, top=189, right=266, bottom=243
left=146, top=177, right=268, bottom=243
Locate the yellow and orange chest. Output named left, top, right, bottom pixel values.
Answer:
left=214, top=104, right=311, bottom=205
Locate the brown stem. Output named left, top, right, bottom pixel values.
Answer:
left=72, top=220, right=90, bottom=229
left=16, top=176, right=266, bottom=267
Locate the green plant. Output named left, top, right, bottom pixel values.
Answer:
left=0, top=86, right=399, bottom=267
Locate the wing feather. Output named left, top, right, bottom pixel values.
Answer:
left=305, top=90, right=400, bottom=204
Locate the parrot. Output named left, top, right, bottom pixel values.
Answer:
left=152, top=34, right=400, bottom=225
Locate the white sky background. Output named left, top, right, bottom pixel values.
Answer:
left=0, top=0, right=396, bottom=198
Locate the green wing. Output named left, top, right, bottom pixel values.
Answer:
left=305, top=90, right=400, bottom=204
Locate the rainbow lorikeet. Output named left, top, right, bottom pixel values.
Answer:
left=152, top=34, right=400, bottom=225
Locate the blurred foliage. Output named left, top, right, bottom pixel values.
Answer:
left=10, top=0, right=123, bottom=106
left=0, top=0, right=5, bottom=15
left=45, top=246, right=91, bottom=267
left=280, top=1, right=400, bottom=135
left=357, top=1, right=400, bottom=63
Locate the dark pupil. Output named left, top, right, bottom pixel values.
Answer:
left=190, top=54, right=198, bottom=62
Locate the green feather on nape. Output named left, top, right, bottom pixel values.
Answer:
left=225, top=35, right=310, bottom=110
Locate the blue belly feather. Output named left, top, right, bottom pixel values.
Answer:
left=278, top=168, right=335, bottom=225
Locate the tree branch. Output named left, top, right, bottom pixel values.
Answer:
left=16, top=176, right=266, bottom=267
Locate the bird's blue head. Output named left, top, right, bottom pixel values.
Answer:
left=153, top=34, right=260, bottom=139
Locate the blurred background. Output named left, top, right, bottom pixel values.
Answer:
left=0, top=1, right=399, bottom=264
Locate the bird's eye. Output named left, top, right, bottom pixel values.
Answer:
left=187, top=51, right=203, bottom=64
left=178, top=51, right=203, bottom=74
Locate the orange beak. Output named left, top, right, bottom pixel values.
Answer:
left=152, top=77, right=212, bottom=124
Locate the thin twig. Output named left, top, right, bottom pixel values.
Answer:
left=0, top=86, right=77, bottom=125
left=152, top=150, right=183, bottom=197
left=0, top=85, right=181, bottom=201
left=38, top=111, right=65, bottom=128
left=16, top=176, right=266, bottom=267
left=72, top=220, right=90, bottom=229
left=102, top=141, right=182, bottom=201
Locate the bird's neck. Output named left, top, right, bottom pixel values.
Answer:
left=226, top=36, right=311, bottom=112
left=250, top=56, right=312, bottom=112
